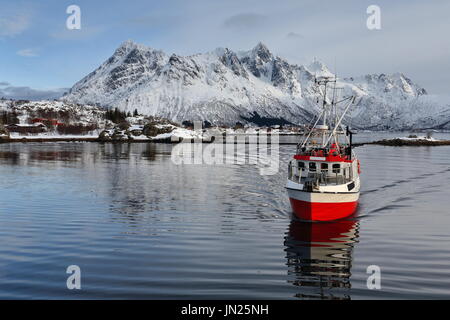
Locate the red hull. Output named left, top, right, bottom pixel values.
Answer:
left=289, top=198, right=358, bottom=221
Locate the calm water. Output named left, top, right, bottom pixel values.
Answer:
left=0, top=133, right=450, bottom=299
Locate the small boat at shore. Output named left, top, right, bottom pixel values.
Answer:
left=286, top=77, right=360, bottom=221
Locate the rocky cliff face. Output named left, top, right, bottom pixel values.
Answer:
left=62, top=40, right=450, bottom=130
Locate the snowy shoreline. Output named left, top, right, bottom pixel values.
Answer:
left=354, top=137, right=450, bottom=147
left=2, top=134, right=450, bottom=147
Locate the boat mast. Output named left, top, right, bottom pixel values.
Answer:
left=299, top=76, right=355, bottom=151
left=314, top=76, right=332, bottom=147
left=322, top=79, right=327, bottom=147
left=332, top=76, right=339, bottom=149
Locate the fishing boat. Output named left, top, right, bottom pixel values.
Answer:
left=286, top=77, right=360, bottom=221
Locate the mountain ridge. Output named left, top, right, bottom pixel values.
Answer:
left=62, top=40, right=450, bottom=130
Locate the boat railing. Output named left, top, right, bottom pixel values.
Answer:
left=288, top=160, right=353, bottom=186
left=288, top=161, right=302, bottom=183
left=296, top=150, right=350, bottom=159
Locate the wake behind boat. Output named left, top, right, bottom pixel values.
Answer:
left=286, top=77, right=361, bottom=221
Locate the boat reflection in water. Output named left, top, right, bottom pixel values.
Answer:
left=284, top=218, right=359, bottom=300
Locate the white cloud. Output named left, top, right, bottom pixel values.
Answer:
left=50, top=25, right=106, bottom=40
left=0, top=13, right=31, bottom=37
left=0, top=85, right=68, bottom=100
left=17, top=48, right=38, bottom=57
left=223, top=13, right=267, bottom=29
left=286, top=32, right=303, bottom=39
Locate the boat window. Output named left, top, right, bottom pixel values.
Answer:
left=298, top=161, right=305, bottom=169
left=321, top=163, right=328, bottom=170
left=309, top=162, right=316, bottom=171
left=332, top=163, right=340, bottom=173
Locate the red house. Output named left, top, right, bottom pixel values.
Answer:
left=31, top=118, right=62, bottom=126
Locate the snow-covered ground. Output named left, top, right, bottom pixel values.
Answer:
left=151, top=127, right=202, bottom=140
left=8, top=132, right=101, bottom=140
left=397, top=135, right=440, bottom=142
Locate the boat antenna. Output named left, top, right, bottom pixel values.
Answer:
left=331, top=74, right=338, bottom=148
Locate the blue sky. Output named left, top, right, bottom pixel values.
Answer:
left=1, top=0, right=449, bottom=99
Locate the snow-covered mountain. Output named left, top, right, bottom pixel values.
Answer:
left=62, top=40, right=450, bottom=130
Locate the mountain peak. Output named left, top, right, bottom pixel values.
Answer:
left=253, top=41, right=268, bottom=51
left=116, top=40, right=138, bottom=52
left=307, top=59, right=334, bottom=78
left=114, top=40, right=153, bottom=57
left=251, top=42, right=272, bottom=62
left=119, top=39, right=137, bottom=48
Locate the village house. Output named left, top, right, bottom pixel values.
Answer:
left=6, top=123, right=48, bottom=134
left=31, top=118, right=63, bottom=126
left=128, top=125, right=144, bottom=136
